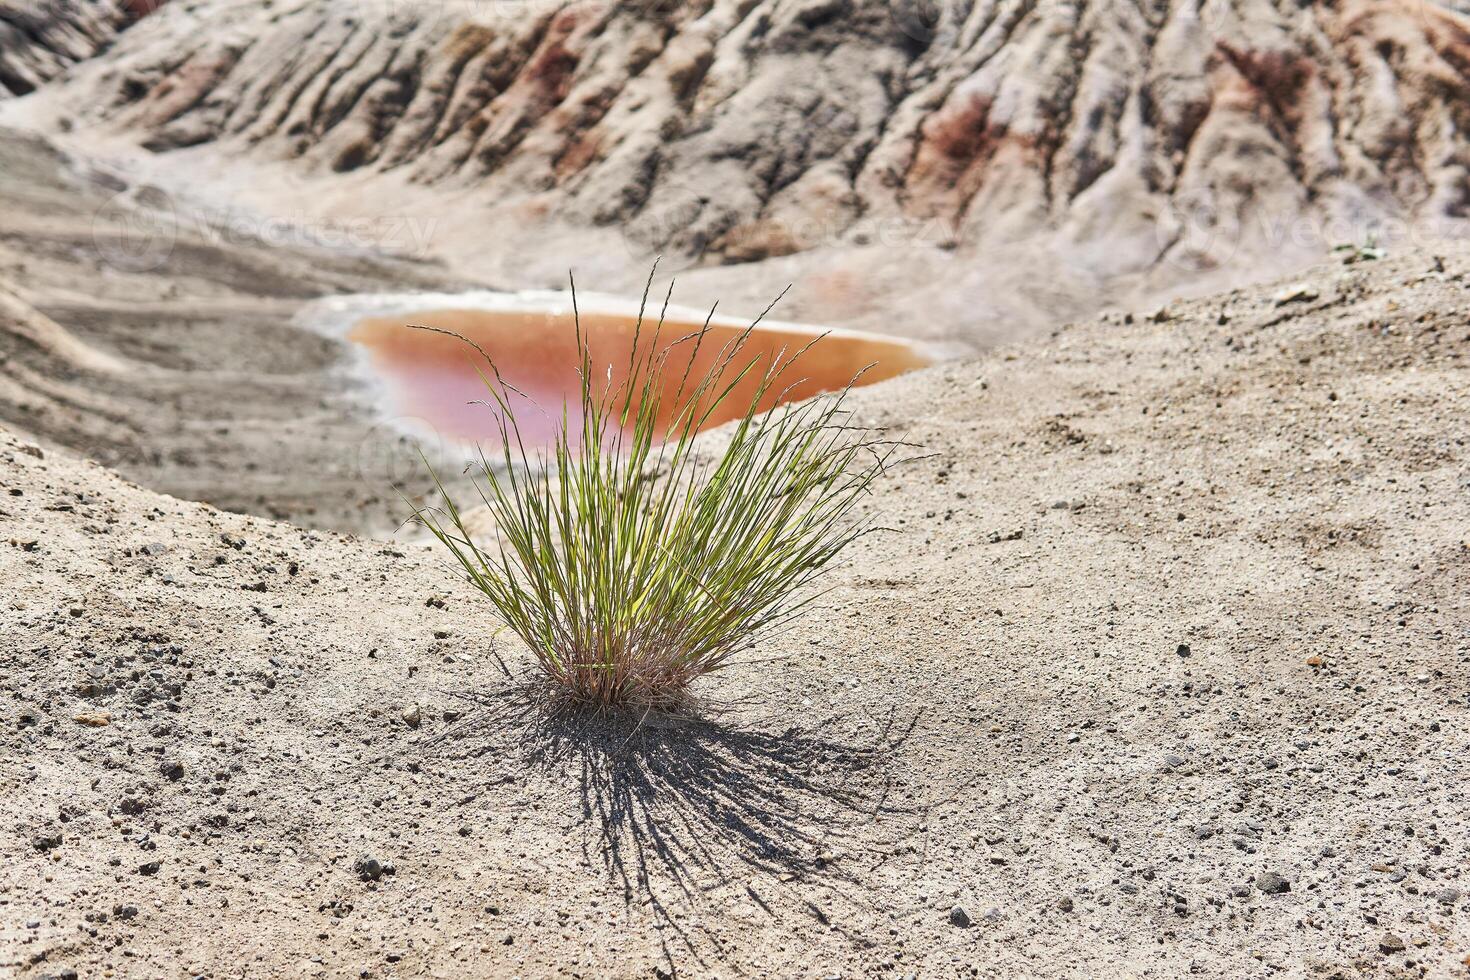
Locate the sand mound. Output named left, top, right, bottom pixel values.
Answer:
left=3, top=241, right=1467, bottom=976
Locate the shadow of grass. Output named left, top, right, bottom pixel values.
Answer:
left=432, top=687, right=917, bottom=964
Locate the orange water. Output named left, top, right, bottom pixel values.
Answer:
left=348, top=306, right=930, bottom=447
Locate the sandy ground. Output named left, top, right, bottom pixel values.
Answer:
left=3, top=204, right=1468, bottom=977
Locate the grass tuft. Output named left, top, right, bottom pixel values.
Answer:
left=409, top=272, right=897, bottom=714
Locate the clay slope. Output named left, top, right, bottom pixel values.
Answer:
left=3, top=243, right=1468, bottom=977
left=16, top=0, right=1470, bottom=336
left=0, top=0, right=161, bottom=99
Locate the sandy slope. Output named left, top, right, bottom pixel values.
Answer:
left=3, top=242, right=1468, bottom=977
left=0, top=128, right=475, bottom=536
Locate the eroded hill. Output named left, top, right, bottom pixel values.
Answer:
left=10, top=0, right=1470, bottom=338
left=0, top=0, right=162, bottom=99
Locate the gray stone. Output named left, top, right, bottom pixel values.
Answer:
left=1255, top=871, right=1291, bottom=895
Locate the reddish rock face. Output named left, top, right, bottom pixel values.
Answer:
left=18, top=0, right=1470, bottom=338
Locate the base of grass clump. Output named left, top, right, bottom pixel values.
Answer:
left=493, top=656, right=715, bottom=719
left=536, top=663, right=710, bottom=717
left=410, top=270, right=897, bottom=712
